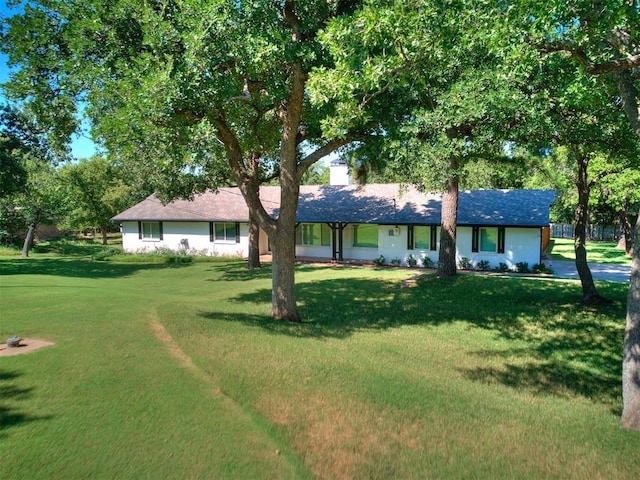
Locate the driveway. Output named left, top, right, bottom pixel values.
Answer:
left=547, top=260, right=632, bottom=283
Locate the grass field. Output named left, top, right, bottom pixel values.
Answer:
left=1, top=243, right=639, bottom=479
left=548, top=238, right=633, bottom=265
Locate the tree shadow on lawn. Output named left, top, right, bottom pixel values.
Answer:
left=201, top=271, right=627, bottom=409
left=204, top=261, right=274, bottom=282
left=0, top=369, right=52, bottom=439
left=586, top=243, right=632, bottom=264
left=0, top=257, right=191, bottom=279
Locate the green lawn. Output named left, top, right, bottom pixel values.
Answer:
left=1, top=246, right=638, bottom=479
left=548, top=238, right=633, bottom=265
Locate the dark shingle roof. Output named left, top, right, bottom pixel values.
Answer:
left=113, top=185, right=555, bottom=227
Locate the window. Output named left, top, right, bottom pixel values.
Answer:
left=409, top=226, right=437, bottom=250
left=295, top=223, right=330, bottom=246
left=472, top=227, right=505, bottom=253
left=213, top=222, right=239, bottom=242
left=414, top=226, right=431, bottom=249
left=480, top=228, right=498, bottom=252
left=353, top=224, right=378, bottom=248
left=139, top=221, right=162, bottom=241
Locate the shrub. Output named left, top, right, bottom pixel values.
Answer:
left=92, top=248, right=123, bottom=261
left=532, top=263, right=554, bottom=274
left=390, top=257, right=402, bottom=266
left=495, top=262, right=510, bottom=272
left=515, top=261, right=530, bottom=273
left=477, top=260, right=491, bottom=271
left=373, top=255, right=386, bottom=266
left=406, top=254, right=418, bottom=267
left=421, top=255, right=435, bottom=268
left=458, top=257, right=473, bottom=270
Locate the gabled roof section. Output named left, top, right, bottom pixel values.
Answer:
left=457, top=189, right=557, bottom=227
left=295, top=184, right=440, bottom=224
left=113, top=184, right=556, bottom=227
left=112, top=187, right=280, bottom=222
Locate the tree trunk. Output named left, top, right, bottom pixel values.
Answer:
left=247, top=211, right=262, bottom=270
left=246, top=154, right=263, bottom=270
left=613, top=70, right=640, bottom=138
left=270, top=221, right=300, bottom=322
left=437, top=160, right=459, bottom=278
left=21, top=208, right=41, bottom=258
left=611, top=68, right=640, bottom=430
left=573, top=155, right=608, bottom=304
left=622, top=208, right=640, bottom=430
left=618, top=200, right=633, bottom=256
left=101, top=225, right=108, bottom=245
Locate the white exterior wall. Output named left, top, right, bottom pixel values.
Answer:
left=119, top=221, right=266, bottom=257
left=119, top=221, right=541, bottom=266
left=377, top=226, right=435, bottom=265
left=164, top=222, right=217, bottom=254
left=340, top=224, right=378, bottom=261
left=455, top=226, right=542, bottom=269
left=295, top=244, right=332, bottom=258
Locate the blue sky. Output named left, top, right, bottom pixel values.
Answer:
left=1, top=2, right=96, bottom=159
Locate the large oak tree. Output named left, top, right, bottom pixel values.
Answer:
left=310, top=0, right=533, bottom=277
left=1, top=0, right=365, bottom=321
left=511, top=0, right=640, bottom=430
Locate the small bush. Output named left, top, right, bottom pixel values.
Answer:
left=92, top=248, right=123, bottom=261
left=532, top=263, right=554, bottom=274
left=421, top=256, right=435, bottom=268
left=515, top=261, right=530, bottom=273
left=494, top=262, right=510, bottom=272
left=406, top=254, right=418, bottom=267
left=390, top=257, right=402, bottom=266
left=477, top=260, right=491, bottom=271
left=458, top=257, right=473, bottom=270
left=373, top=255, right=386, bottom=266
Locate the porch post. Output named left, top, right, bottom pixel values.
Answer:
left=338, top=223, right=346, bottom=262
left=331, top=223, right=338, bottom=261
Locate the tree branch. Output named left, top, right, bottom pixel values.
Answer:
left=282, top=0, right=302, bottom=41
left=297, top=134, right=353, bottom=175
left=212, top=111, right=275, bottom=233
left=537, top=40, right=640, bottom=74
left=613, top=70, right=640, bottom=137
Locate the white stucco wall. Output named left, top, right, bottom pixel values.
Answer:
left=455, top=226, right=542, bottom=269
left=295, top=244, right=333, bottom=258
left=340, top=224, right=379, bottom=261
left=118, top=221, right=542, bottom=267
left=374, top=225, right=437, bottom=265
left=119, top=221, right=264, bottom=257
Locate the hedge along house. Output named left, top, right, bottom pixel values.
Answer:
left=112, top=178, right=556, bottom=269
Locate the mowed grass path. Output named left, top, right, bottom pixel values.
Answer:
left=1, top=251, right=639, bottom=479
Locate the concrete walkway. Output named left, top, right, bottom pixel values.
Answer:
left=547, top=260, right=632, bottom=283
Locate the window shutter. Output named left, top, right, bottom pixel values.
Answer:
left=430, top=226, right=437, bottom=251
left=209, top=222, right=214, bottom=242
left=159, top=222, right=163, bottom=240
left=138, top=221, right=142, bottom=240
left=235, top=222, right=240, bottom=243
left=472, top=227, right=479, bottom=253
left=498, top=227, right=505, bottom=254
left=407, top=225, right=414, bottom=250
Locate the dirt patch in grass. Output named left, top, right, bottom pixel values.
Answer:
left=149, top=319, right=225, bottom=397
left=0, top=338, right=54, bottom=356
left=150, top=320, right=196, bottom=370
left=258, top=394, right=424, bottom=479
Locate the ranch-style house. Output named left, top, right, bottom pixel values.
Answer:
left=112, top=166, right=555, bottom=269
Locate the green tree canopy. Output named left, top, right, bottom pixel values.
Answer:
left=310, top=0, right=535, bottom=276
left=59, top=156, right=134, bottom=244
left=1, top=0, right=370, bottom=321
